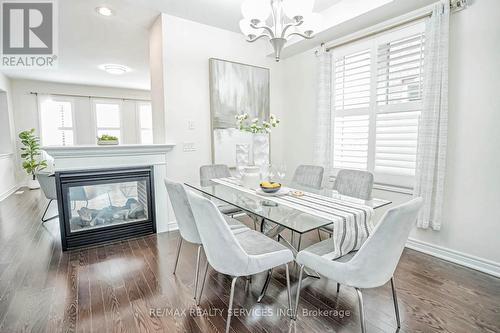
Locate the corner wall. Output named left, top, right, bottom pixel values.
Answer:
left=0, top=73, right=19, bottom=199
left=149, top=14, right=285, bottom=229
left=151, top=14, right=282, bottom=185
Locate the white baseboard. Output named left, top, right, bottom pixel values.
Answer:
left=406, top=238, right=500, bottom=278
left=0, top=184, right=22, bottom=202
left=166, top=220, right=178, bottom=232
left=160, top=220, right=500, bottom=278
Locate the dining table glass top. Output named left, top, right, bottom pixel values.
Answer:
left=185, top=180, right=392, bottom=234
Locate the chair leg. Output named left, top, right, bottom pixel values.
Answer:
left=257, top=269, right=272, bottom=303
left=391, top=277, right=401, bottom=328
left=336, top=283, right=340, bottom=293
left=196, top=260, right=209, bottom=306
left=41, top=199, right=58, bottom=223
left=173, top=237, right=183, bottom=274
left=293, top=265, right=304, bottom=320
left=226, top=277, right=238, bottom=333
left=355, top=288, right=366, bottom=333
left=317, top=229, right=322, bottom=241
left=193, top=244, right=202, bottom=300
left=285, top=263, right=292, bottom=318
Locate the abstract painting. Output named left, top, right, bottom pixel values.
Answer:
left=209, top=58, right=270, bottom=129
left=209, top=58, right=270, bottom=166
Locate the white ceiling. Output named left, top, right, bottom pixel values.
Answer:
left=133, top=0, right=342, bottom=33
left=0, top=0, right=431, bottom=91
left=1, top=0, right=158, bottom=90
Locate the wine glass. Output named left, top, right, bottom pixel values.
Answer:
left=276, top=163, right=287, bottom=182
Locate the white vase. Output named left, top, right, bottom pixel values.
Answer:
left=253, top=133, right=269, bottom=167
left=235, top=144, right=250, bottom=167
left=28, top=178, right=40, bottom=190
left=241, top=166, right=261, bottom=189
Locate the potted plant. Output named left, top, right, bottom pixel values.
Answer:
left=97, top=134, right=119, bottom=145
left=19, top=128, right=47, bottom=189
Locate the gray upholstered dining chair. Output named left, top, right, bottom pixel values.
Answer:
left=291, top=165, right=325, bottom=190
left=294, top=198, right=423, bottom=333
left=199, top=164, right=242, bottom=216
left=334, top=169, right=374, bottom=199
left=37, top=172, right=58, bottom=222
left=319, top=169, right=374, bottom=240
left=261, top=164, right=325, bottom=245
left=186, top=189, right=294, bottom=333
left=164, top=179, right=248, bottom=300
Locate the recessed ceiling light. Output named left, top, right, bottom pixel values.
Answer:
left=96, top=6, right=114, bottom=16
left=99, top=64, right=130, bottom=75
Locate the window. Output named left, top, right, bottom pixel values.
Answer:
left=94, top=100, right=122, bottom=141
left=39, top=97, right=75, bottom=146
left=138, top=102, right=153, bottom=144
left=332, top=23, right=425, bottom=187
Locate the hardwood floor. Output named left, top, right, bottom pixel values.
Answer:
left=0, top=188, right=499, bottom=333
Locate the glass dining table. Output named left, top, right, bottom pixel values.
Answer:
left=185, top=179, right=392, bottom=301
left=185, top=180, right=391, bottom=250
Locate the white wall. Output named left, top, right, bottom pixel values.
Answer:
left=9, top=79, right=152, bottom=182
left=276, top=0, right=500, bottom=270
left=0, top=73, right=18, bottom=199
left=154, top=14, right=282, bottom=186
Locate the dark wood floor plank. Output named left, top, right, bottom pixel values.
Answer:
left=0, top=188, right=498, bottom=333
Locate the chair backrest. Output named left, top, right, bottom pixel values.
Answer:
left=200, top=164, right=231, bottom=187
left=186, top=189, right=249, bottom=276
left=292, top=165, right=324, bottom=189
left=348, top=198, right=423, bottom=288
left=164, top=179, right=201, bottom=244
left=334, top=169, right=374, bottom=200
left=36, top=172, right=57, bottom=200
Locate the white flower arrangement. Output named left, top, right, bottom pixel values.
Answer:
left=235, top=113, right=280, bottom=134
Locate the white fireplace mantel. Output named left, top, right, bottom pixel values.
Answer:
left=42, top=144, right=176, bottom=233
left=42, top=144, right=175, bottom=159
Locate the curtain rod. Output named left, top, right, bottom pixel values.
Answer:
left=29, top=92, right=151, bottom=102
left=325, top=13, right=430, bottom=52
left=325, top=0, right=467, bottom=52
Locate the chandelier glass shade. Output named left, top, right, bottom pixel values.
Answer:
left=240, top=0, right=322, bottom=62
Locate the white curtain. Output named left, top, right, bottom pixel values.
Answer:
left=313, top=49, right=333, bottom=184
left=413, top=0, right=449, bottom=230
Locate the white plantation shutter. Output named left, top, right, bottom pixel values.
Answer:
left=331, top=23, right=425, bottom=187
left=40, top=97, right=75, bottom=146
left=377, top=33, right=425, bottom=105
left=375, top=111, right=419, bottom=175
left=334, top=49, right=371, bottom=111
left=333, top=48, right=371, bottom=170
left=333, top=115, right=369, bottom=170
left=375, top=32, right=425, bottom=177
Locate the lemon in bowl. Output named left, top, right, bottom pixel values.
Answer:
left=260, top=181, right=281, bottom=194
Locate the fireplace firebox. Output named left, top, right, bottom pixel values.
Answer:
left=55, top=166, right=156, bottom=250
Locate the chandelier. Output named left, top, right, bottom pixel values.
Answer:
left=240, top=0, right=322, bottom=62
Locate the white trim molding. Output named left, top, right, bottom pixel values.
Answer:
left=406, top=238, right=500, bottom=278
left=167, top=220, right=178, bottom=232
left=0, top=184, right=22, bottom=202
left=42, top=144, right=175, bottom=159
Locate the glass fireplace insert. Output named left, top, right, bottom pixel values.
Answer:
left=55, top=166, right=155, bottom=250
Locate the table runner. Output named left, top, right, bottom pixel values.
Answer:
left=211, top=178, right=375, bottom=260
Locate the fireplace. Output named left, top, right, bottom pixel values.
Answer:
left=55, top=166, right=156, bottom=250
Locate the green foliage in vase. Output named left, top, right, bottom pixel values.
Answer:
left=18, top=128, right=47, bottom=180
left=97, top=134, right=119, bottom=141
left=235, top=113, right=280, bottom=134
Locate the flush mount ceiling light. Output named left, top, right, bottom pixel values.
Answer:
left=96, top=6, right=114, bottom=16
left=99, top=64, right=130, bottom=75
left=240, top=0, right=322, bottom=62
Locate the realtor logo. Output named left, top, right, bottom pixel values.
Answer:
left=1, top=0, right=58, bottom=68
